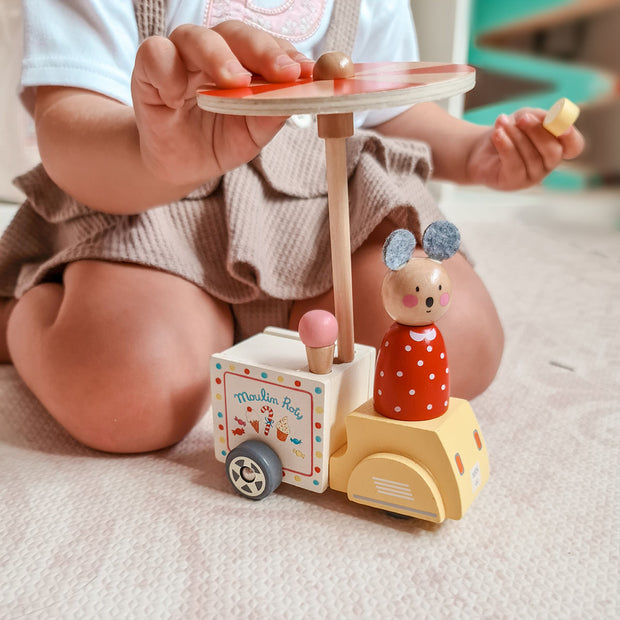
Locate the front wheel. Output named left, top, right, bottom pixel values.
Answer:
left=225, top=440, right=282, bottom=500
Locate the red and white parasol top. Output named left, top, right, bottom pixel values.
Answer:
left=197, top=62, right=475, bottom=116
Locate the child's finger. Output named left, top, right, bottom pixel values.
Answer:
left=212, top=20, right=312, bottom=82
left=496, top=114, right=546, bottom=182
left=513, top=107, right=546, bottom=123
left=557, top=126, right=586, bottom=160
left=492, top=126, right=527, bottom=187
left=133, top=36, right=190, bottom=108
left=515, top=106, right=585, bottom=160
left=168, top=24, right=253, bottom=88
left=516, top=113, right=564, bottom=171
left=273, top=38, right=315, bottom=79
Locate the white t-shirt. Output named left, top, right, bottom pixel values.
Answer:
left=20, top=0, right=419, bottom=127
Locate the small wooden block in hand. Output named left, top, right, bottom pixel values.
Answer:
left=543, top=97, right=580, bottom=137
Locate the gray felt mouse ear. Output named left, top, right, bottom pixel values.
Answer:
left=382, top=229, right=417, bottom=270
left=422, top=221, right=461, bottom=261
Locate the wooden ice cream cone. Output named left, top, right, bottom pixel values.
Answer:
left=299, top=309, right=339, bottom=374
left=306, top=344, right=335, bottom=374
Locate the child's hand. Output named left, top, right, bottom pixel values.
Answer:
left=131, top=20, right=314, bottom=188
left=466, top=108, right=585, bottom=190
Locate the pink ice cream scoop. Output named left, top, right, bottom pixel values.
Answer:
left=298, top=310, right=338, bottom=373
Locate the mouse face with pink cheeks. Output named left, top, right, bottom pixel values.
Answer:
left=381, top=222, right=461, bottom=326
left=382, top=258, right=452, bottom=325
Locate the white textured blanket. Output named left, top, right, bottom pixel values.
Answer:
left=1, top=205, right=618, bottom=619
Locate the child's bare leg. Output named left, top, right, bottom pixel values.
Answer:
left=7, top=261, right=234, bottom=453
left=0, top=298, right=17, bottom=362
left=289, top=221, right=504, bottom=400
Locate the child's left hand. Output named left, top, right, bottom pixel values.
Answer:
left=466, top=108, right=585, bottom=190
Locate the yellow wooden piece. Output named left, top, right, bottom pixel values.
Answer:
left=329, top=398, right=489, bottom=521
left=347, top=453, right=446, bottom=522
left=543, top=97, right=580, bottom=137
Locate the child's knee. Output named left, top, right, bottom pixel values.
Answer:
left=470, top=306, right=504, bottom=396
left=8, top=266, right=234, bottom=452
left=59, top=382, right=207, bottom=454
left=35, top=316, right=211, bottom=453
left=50, top=345, right=209, bottom=453
left=433, top=252, right=504, bottom=400
left=447, top=286, right=504, bottom=400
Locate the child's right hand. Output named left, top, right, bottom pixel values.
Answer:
left=131, top=20, right=314, bottom=188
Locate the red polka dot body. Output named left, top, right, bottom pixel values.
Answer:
left=374, top=322, right=449, bottom=421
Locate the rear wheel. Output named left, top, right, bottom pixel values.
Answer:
left=225, top=440, right=282, bottom=500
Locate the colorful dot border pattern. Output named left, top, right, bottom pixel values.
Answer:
left=211, top=358, right=330, bottom=493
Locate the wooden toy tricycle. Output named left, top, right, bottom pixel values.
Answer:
left=199, top=53, right=490, bottom=523
left=210, top=323, right=488, bottom=522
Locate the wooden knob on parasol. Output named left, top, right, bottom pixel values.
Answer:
left=313, top=51, right=356, bottom=81
left=313, top=52, right=355, bottom=140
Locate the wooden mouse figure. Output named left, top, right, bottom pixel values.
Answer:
left=374, top=222, right=461, bottom=421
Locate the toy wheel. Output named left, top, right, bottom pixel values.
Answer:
left=225, top=440, right=282, bottom=500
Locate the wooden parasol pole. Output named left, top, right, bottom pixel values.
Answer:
left=314, top=53, right=356, bottom=362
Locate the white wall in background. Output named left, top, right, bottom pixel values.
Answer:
left=0, top=0, right=39, bottom=203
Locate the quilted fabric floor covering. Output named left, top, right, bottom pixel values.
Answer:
left=1, top=195, right=618, bottom=618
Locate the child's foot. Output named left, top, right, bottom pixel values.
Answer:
left=0, top=298, right=17, bottom=363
